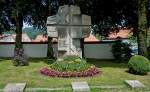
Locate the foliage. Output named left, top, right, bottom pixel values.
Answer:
left=23, top=27, right=46, bottom=40
left=0, top=0, right=138, bottom=35
left=0, top=0, right=55, bottom=32
left=13, top=48, right=28, bottom=66
left=0, top=0, right=50, bottom=49
left=78, top=0, right=148, bottom=58
left=63, top=55, right=82, bottom=61
left=76, top=0, right=137, bottom=37
left=50, top=56, right=88, bottom=72
left=40, top=56, right=100, bottom=77
left=111, top=40, right=132, bottom=62
left=128, top=55, right=150, bottom=75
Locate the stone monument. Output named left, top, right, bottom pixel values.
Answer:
left=47, top=5, right=91, bottom=58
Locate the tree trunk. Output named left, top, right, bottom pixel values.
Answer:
left=47, top=3, right=55, bottom=59
left=137, top=0, right=148, bottom=57
left=47, top=37, right=55, bottom=59
left=80, top=38, right=84, bottom=58
left=147, top=28, right=150, bottom=46
left=15, top=14, right=23, bottom=49
left=147, top=28, right=150, bottom=57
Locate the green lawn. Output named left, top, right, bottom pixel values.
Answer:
left=0, top=58, right=150, bottom=91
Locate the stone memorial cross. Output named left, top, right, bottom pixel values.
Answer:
left=47, top=5, right=91, bottom=58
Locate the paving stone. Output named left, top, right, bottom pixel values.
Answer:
left=4, top=83, right=26, bottom=92
left=71, top=82, right=90, bottom=92
left=125, top=80, right=146, bottom=88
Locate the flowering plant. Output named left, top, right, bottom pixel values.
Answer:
left=40, top=65, right=100, bottom=77
left=40, top=55, right=101, bottom=77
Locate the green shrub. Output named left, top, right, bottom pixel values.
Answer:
left=63, top=55, right=82, bottom=61
left=50, top=55, right=90, bottom=72
left=112, top=40, right=132, bottom=62
left=128, top=55, right=150, bottom=75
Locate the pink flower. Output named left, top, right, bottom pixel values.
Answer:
left=40, top=66, right=101, bottom=77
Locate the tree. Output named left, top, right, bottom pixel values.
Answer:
left=46, top=0, right=59, bottom=59
left=137, top=0, right=148, bottom=57
left=0, top=0, right=53, bottom=61
left=76, top=0, right=149, bottom=57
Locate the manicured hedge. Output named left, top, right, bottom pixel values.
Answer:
left=128, top=55, right=150, bottom=75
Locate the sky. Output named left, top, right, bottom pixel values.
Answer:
left=23, top=22, right=33, bottom=29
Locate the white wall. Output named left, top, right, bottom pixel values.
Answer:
left=0, top=44, right=48, bottom=58
left=84, top=43, right=114, bottom=59
left=0, top=43, right=114, bottom=59
left=0, top=44, right=15, bottom=57
left=23, top=44, right=48, bottom=58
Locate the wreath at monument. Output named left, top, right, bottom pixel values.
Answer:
left=40, top=56, right=100, bottom=77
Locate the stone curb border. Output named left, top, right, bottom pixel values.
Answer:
left=1, top=81, right=150, bottom=92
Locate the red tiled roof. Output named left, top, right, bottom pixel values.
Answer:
left=107, top=29, right=132, bottom=39
left=0, top=33, right=99, bottom=42
left=84, top=34, right=99, bottom=42
left=32, top=35, right=47, bottom=42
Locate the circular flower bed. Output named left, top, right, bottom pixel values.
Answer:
left=40, top=66, right=100, bottom=77
left=40, top=56, right=101, bottom=77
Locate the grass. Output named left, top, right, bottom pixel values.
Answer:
left=0, top=58, right=150, bottom=91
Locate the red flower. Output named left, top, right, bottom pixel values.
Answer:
left=40, top=67, right=101, bottom=77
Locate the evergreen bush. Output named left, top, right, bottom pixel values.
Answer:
left=128, top=55, right=150, bottom=75
left=112, top=40, right=132, bottom=62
